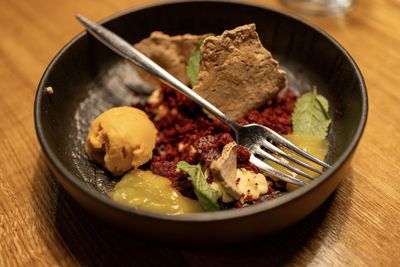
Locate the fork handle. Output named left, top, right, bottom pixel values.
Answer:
left=76, top=14, right=239, bottom=130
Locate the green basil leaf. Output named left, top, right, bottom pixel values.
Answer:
left=176, top=161, right=220, bottom=211
left=186, top=44, right=201, bottom=87
left=186, top=34, right=214, bottom=87
left=292, top=87, right=331, bottom=138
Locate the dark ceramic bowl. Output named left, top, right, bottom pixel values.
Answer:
left=34, top=1, right=367, bottom=243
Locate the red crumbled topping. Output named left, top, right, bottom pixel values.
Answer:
left=135, top=85, right=297, bottom=198
left=238, top=92, right=296, bottom=135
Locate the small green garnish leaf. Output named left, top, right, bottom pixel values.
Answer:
left=186, top=34, right=214, bottom=87
left=292, top=87, right=331, bottom=138
left=176, top=161, right=220, bottom=211
left=186, top=44, right=201, bottom=87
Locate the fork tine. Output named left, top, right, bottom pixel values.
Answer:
left=263, top=127, right=331, bottom=169
left=261, top=139, right=323, bottom=174
left=250, top=155, right=307, bottom=186
left=255, top=147, right=316, bottom=180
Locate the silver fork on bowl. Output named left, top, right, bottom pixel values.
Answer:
left=76, top=14, right=331, bottom=186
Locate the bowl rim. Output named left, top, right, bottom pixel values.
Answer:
left=34, top=0, right=368, bottom=222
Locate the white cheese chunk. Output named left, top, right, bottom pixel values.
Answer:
left=236, top=168, right=270, bottom=203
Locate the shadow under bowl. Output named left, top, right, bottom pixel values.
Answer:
left=34, top=1, right=367, bottom=243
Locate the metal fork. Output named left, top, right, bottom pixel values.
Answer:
left=76, top=14, right=331, bottom=186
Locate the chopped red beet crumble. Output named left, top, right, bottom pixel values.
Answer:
left=134, top=85, right=297, bottom=199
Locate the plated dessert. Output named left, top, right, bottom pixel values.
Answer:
left=84, top=24, right=331, bottom=215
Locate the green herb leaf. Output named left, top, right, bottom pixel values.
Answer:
left=186, top=43, right=201, bottom=87
left=176, top=161, right=220, bottom=211
left=292, top=87, right=331, bottom=138
left=186, top=34, right=214, bottom=87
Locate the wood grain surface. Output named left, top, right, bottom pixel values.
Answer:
left=1, top=0, right=399, bottom=266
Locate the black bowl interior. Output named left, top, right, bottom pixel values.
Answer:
left=35, top=1, right=367, bottom=220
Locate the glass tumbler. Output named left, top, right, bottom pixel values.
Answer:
left=281, top=0, right=354, bottom=15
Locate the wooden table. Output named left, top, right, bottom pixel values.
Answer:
left=1, top=0, right=399, bottom=266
